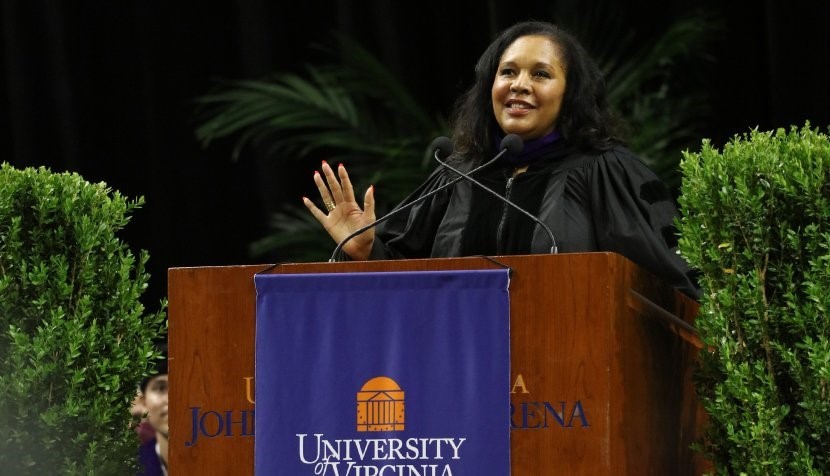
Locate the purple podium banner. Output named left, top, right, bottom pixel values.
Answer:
left=254, top=269, right=511, bottom=475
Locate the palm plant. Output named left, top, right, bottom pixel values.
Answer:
left=557, top=4, right=714, bottom=186
left=195, top=11, right=712, bottom=262
left=196, top=35, right=446, bottom=261
left=603, top=18, right=714, bottom=187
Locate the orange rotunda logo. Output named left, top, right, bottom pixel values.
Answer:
left=356, top=376, right=405, bottom=432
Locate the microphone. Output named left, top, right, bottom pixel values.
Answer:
left=432, top=137, right=559, bottom=254
left=328, top=135, right=521, bottom=262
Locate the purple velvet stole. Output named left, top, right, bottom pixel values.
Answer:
left=498, top=130, right=562, bottom=165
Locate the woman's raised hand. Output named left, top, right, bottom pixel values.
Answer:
left=303, top=161, right=376, bottom=260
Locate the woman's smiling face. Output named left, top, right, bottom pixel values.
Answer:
left=491, top=35, right=567, bottom=140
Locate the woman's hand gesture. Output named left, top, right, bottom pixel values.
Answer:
left=303, top=161, right=376, bottom=260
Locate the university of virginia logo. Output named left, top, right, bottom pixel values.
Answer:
left=356, top=376, right=405, bottom=432
left=295, top=375, right=467, bottom=475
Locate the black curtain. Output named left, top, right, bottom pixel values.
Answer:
left=2, top=0, right=829, bottom=309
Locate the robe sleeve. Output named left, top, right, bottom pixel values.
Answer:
left=367, top=166, right=455, bottom=260
left=588, top=148, right=701, bottom=299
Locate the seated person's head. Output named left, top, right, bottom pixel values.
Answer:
left=139, top=348, right=168, bottom=439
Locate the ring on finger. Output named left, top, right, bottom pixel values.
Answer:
left=324, top=200, right=336, bottom=212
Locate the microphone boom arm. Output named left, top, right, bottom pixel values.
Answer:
left=434, top=154, right=559, bottom=254
left=328, top=147, right=513, bottom=262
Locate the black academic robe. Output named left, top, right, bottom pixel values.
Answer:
left=368, top=140, right=700, bottom=299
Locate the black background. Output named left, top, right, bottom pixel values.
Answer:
left=3, top=0, right=829, bottom=310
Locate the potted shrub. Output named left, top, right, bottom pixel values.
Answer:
left=0, top=164, right=167, bottom=474
left=677, top=123, right=830, bottom=474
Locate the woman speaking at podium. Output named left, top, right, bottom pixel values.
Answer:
left=302, top=20, right=700, bottom=300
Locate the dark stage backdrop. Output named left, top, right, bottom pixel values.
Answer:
left=2, top=0, right=829, bottom=310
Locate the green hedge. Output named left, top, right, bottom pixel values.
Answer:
left=677, top=124, right=830, bottom=475
left=0, top=164, right=167, bottom=475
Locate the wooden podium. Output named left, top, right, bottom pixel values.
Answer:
left=168, top=252, right=707, bottom=475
